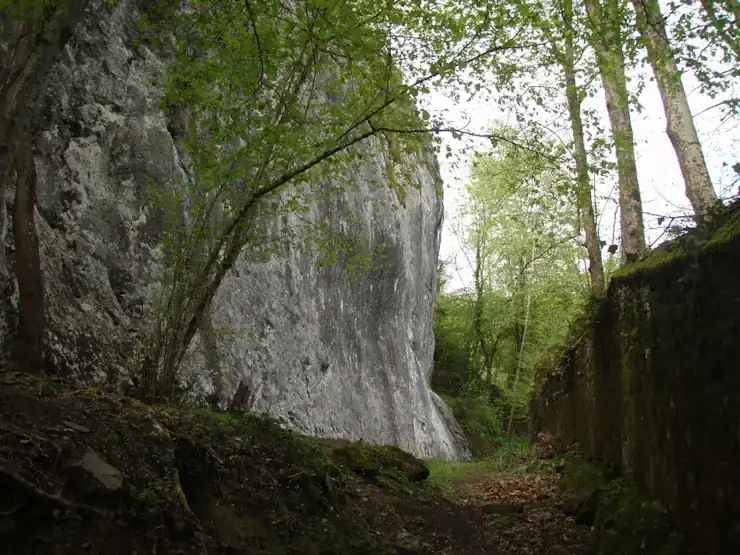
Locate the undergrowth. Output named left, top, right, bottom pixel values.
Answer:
left=426, top=436, right=533, bottom=491
left=557, top=448, right=683, bottom=555
left=0, top=373, right=432, bottom=555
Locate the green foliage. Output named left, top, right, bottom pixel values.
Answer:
left=432, top=293, right=475, bottom=395
left=0, top=0, right=59, bottom=21
left=133, top=0, right=490, bottom=400
left=441, top=393, right=504, bottom=457
left=434, top=131, right=588, bottom=440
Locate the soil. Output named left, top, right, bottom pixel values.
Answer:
left=0, top=372, right=595, bottom=555
left=359, top=467, right=596, bottom=555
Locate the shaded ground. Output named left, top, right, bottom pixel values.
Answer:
left=0, top=372, right=595, bottom=555
left=359, top=457, right=596, bottom=555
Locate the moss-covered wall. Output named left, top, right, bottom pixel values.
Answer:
left=535, top=213, right=740, bottom=554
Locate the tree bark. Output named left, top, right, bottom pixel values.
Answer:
left=507, top=242, right=534, bottom=436
left=560, top=0, right=605, bottom=292
left=585, top=0, right=646, bottom=261
left=473, top=231, right=495, bottom=384
left=632, top=0, right=719, bottom=222
left=11, top=131, right=44, bottom=372
left=1, top=1, right=89, bottom=373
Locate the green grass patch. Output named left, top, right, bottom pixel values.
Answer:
left=426, top=437, right=532, bottom=490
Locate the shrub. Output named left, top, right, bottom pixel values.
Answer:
left=442, top=394, right=504, bottom=457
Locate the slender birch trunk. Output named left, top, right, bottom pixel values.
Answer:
left=473, top=229, right=495, bottom=383
left=585, top=0, right=646, bottom=261
left=507, top=242, right=534, bottom=436
left=632, top=0, right=719, bottom=221
left=561, top=0, right=605, bottom=292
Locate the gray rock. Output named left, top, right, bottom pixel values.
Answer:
left=0, top=0, right=470, bottom=460
left=69, top=449, right=123, bottom=491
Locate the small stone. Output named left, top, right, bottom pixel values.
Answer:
left=396, top=530, right=422, bottom=553
left=64, top=421, right=91, bottom=433
left=76, top=449, right=123, bottom=490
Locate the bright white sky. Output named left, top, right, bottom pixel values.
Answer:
left=422, top=64, right=740, bottom=292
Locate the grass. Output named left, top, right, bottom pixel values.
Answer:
left=426, top=436, right=533, bottom=491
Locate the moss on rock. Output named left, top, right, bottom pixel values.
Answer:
left=594, top=478, right=682, bottom=555
left=324, top=439, right=430, bottom=483
left=559, top=453, right=609, bottom=495
left=0, top=373, right=430, bottom=555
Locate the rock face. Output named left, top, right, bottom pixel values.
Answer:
left=533, top=207, right=740, bottom=553
left=0, top=0, right=469, bottom=460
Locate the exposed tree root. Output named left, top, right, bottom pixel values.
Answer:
left=0, top=463, right=109, bottom=517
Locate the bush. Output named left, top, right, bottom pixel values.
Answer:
left=441, top=394, right=504, bottom=457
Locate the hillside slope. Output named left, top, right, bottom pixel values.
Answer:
left=0, top=373, right=595, bottom=555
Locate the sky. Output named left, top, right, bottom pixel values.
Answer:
left=422, top=60, right=740, bottom=293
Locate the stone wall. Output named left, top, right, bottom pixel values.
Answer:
left=0, top=0, right=469, bottom=460
left=534, top=213, right=740, bottom=553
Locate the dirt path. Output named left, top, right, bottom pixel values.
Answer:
left=0, top=373, right=596, bottom=555
left=360, top=462, right=596, bottom=554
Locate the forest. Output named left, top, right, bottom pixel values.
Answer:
left=1, top=0, right=737, bottom=400
left=0, top=0, right=738, bottom=554
left=425, top=0, right=738, bottom=454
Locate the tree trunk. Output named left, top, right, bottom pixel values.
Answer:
left=199, top=307, right=223, bottom=409
left=507, top=243, right=534, bottom=436
left=0, top=1, right=89, bottom=373
left=632, top=0, right=718, bottom=222
left=560, top=0, right=605, bottom=292
left=473, top=231, right=495, bottom=383
left=585, top=0, right=646, bottom=261
left=11, top=131, right=44, bottom=372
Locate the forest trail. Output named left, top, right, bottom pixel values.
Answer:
left=0, top=373, right=599, bottom=555
left=362, top=457, right=597, bottom=555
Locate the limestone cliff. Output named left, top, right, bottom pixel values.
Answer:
left=0, top=0, right=469, bottom=460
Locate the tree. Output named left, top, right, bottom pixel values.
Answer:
left=139, top=0, right=516, bottom=401
left=444, top=136, right=586, bottom=432
left=667, top=0, right=739, bottom=128
left=432, top=290, right=475, bottom=396
left=471, top=201, right=498, bottom=389
left=447, top=0, right=606, bottom=291
left=530, top=0, right=605, bottom=292
left=697, top=0, right=740, bottom=62
left=559, top=0, right=605, bottom=292
left=632, top=0, right=719, bottom=221
left=584, top=0, right=646, bottom=260
left=0, top=0, right=90, bottom=372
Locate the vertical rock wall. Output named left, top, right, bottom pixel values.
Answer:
left=203, top=144, right=467, bottom=459
left=534, top=212, right=740, bottom=553
left=0, top=0, right=469, bottom=460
